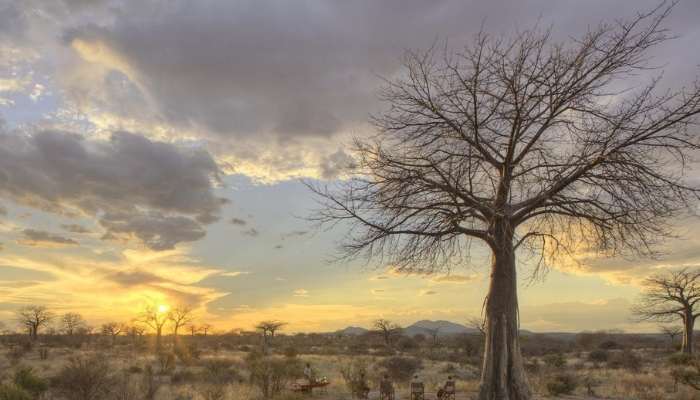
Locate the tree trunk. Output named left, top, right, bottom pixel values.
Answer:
left=478, top=224, right=531, bottom=400
left=682, top=313, right=694, bottom=354
left=156, top=327, right=162, bottom=351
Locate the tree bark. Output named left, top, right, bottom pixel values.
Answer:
left=682, top=312, right=695, bottom=354
left=478, top=223, right=531, bottom=400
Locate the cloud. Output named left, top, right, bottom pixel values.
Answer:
left=430, top=274, right=479, bottom=284
left=61, top=223, right=90, bottom=234
left=0, top=128, right=226, bottom=250
left=419, top=289, right=437, bottom=296
left=319, top=149, right=357, bottom=180
left=0, top=205, right=6, bottom=216
left=242, top=228, right=259, bottom=237
left=293, top=289, right=310, bottom=297
left=230, top=217, right=247, bottom=226
left=281, top=230, right=308, bottom=239
left=18, top=229, right=78, bottom=247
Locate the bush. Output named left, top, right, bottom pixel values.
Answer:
left=201, top=358, right=241, bottom=384
left=587, top=349, right=608, bottom=363
left=376, top=356, right=422, bottom=382
left=608, top=350, right=642, bottom=372
left=246, top=353, right=301, bottom=398
left=599, top=340, right=619, bottom=350
left=339, top=358, right=369, bottom=398
left=283, top=346, right=298, bottom=358
left=51, top=355, right=115, bottom=400
left=0, top=385, right=32, bottom=400
left=543, top=353, right=566, bottom=368
left=668, top=352, right=694, bottom=366
left=13, top=367, right=47, bottom=398
left=546, top=373, right=578, bottom=396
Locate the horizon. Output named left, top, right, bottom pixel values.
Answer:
left=2, top=0, right=700, bottom=336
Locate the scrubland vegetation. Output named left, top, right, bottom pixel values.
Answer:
left=2, top=318, right=700, bottom=399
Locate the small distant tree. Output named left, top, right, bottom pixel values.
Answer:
left=136, top=305, right=170, bottom=351
left=373, top=319, right=402, bottom=347
left=61, top=313, right=86, bottom=336
left=101, top=322, right=125, bottom=346
left=256, top=320, right=287, bottom=348
left=188, top=324, right=200, bottom=336
left=425, top=327, right=441, bottom=348
left=660, top=325, right=683, bottom=349
left=201, top=323, right=212, bottom=337
left=632, top=268, right=700, bottom=354
left=467, top=316, right=487, bottom=337
left=16, top=305, right=53, bottom=340
left=168, top=305, right=194, bottom=342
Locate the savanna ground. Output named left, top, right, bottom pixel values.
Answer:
left=1, top=330, right=699, bottom=400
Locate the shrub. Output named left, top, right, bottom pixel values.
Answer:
left=141, top=365, right=160, bottom=400
left=157, top=351, right=176, bottom=374
left=51, top=355, right=115, bottom=400
left=13, top=367, right=47, bottom=398
left=668, top=352, right=694, bottom=366
left=283, top=346, right=298, bottom=358
left=0, top=384, right=32, bottom=400
left=546, top=373, right=578, bottom=396
left=339, top=358, right=369, bottom=398
left=246, top=353, right=301, bottom=398
left=198, top=384, right=226, bottom=400
left=588, top=349, right=608, bottom=363
left=599, top=340, right=619, bottom=350
left=543, top=353, right=566, bottom=368
left=608, top=350, right=642, bottom=372
left=376, top=356, right=422, bottom=382
left=201, top=358, right=241, bottom=384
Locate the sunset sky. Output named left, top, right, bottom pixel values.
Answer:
left=1, top=0, right=700, bottom=334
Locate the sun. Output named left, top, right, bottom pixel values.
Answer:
left=157, top=304, right=169, bottom=313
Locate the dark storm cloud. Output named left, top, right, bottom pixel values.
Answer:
left=19, top=229, right=78, bottom=247
left=229, top=217, right=247, bottom=226
left=62, top=0, right=700, bottom=147
left=0, top=127, right=226, bottom=250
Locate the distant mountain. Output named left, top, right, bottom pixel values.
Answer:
left=404, top=320, right=476, bottom=337
left=336, top=326, right=369, bottom=336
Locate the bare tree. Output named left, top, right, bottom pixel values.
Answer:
left=168, top=305, right=194, bottom=342
left=201, top=323, right=212, bottom=337
left=632, top=268, right=700, bottom=354
left=425, top=327, right=441, bottom=348
left=372, top=319, right=402, bottom=347
left=467, top=316, right=487, bottom=337
left=659, top=324, right=683, bottom=349
left=61, top=312, right=86, bottom=336
left=309, top=5, right=700, bottom=399
left=136, top=305, right=170, bottom=351
left=188, top=324, right=200, bottom=336
left=16, top=305, right=53, bottom=340
left=101, top=322, right=125, bottom=346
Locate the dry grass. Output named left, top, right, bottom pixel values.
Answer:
left=0, top=344, right=698, bottom=399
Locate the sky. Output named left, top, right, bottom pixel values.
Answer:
left=1, top=0, right=700, bottom=334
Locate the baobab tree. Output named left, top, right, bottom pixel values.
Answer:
left=255, top=320, right=287, bottom=349
left=309, top=5, right=700, bottom=399
left=632, top=268, right=700, bottom=354
left=372, top=319, right=402, bottom=347
left=168, top=305, right=194, bottom=343
left=136, top=305, right=170, bottom=351
left=16, top=305, right=53, bottom=340
left=61, top=312, right=86, bottom=336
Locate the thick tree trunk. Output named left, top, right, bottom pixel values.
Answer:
left=478, top=224, right=531, bottom=400
left=682, top=313, right=694, bottom=354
